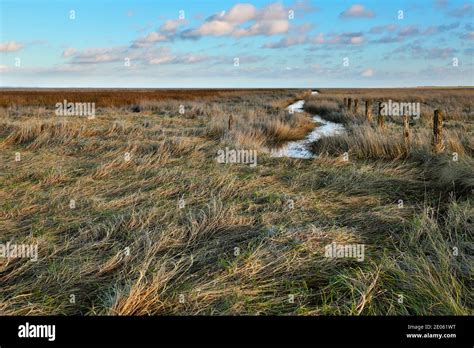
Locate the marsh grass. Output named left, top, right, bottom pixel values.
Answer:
left=0, top=88, right=472, bottom=315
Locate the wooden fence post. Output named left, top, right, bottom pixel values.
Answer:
left=347, top=98, right=352, bottom=111
left=432, top=109, right=443, bottom=154
left=365, top=100, right=372, bottom=122
left=403, top=115, right=410, bottom=144
left=377, top=101, right=385, bottom=129
left=228, top=115, right=233, bottom=131
left=354, top=99, right=359, bottom=114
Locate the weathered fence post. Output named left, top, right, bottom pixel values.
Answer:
left=343, top=97, right=347, bottom=106
left=354, top=99, right=359, bottom=114
left=228, top=114, right=234, bottom=131
left=403, top=114, right=410, bottom=144
left=365, top=100, right=372, bottom=122
left=377, top=101, right=385, bottom=129
left=347, top=98, right=352, bottom=111
left=432, top=109, right=443, bottom=154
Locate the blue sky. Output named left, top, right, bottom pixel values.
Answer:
left=0, top=0, right=473, bottom=87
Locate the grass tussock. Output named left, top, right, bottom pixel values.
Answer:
left=206, top=90, right=315, bottom=148
left=320, top=200, right=473, bottom=315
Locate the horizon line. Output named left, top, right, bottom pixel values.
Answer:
left=1, top=85, right=473, bottom=90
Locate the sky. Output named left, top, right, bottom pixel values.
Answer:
left=0, top=0, right=473, bottom=88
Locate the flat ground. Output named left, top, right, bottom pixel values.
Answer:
left=0, top=88, right=472, bottom=315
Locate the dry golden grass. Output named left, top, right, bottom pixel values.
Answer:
left=0, top=88, right=472, bottom=316
left=0, top=88, right=301, bottom=108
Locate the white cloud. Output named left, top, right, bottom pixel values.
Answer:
left=62, top=48, right=76, bottom=57
left=174, top=54, right=210, bottom=64
left=132, top=32, right=168, bottom=48
left=369, top=24, right=398, bottom=34
left=67, top=47, right=127, bottom=64
left=235, top=19, right=289, bottom=37
left=0, top=41, right=23, bottom=52
left=258, top=3, right=287, bottom=20
left=312, top=33, right=325, bottom=44
left=183, top=2, right=289, bottom=39
left=399, top=25, right=420, bottom=37
left=265, top=30, right=365, bottom=49
left=140, top=47, right=213, bottom=65
left=194, top=20, right=235, bottom=36
left=350, top=36, right=364, bottom=44
left=160, top=19, right=188, bottom=33
left=361, top=68, right=375, bottom=77
left=224, top=3, right=258, bottom=23
left=262, top=36, right=306, bottom=48
left=131, top=19, right=187, bottom=47
left=312, top=32, right=365, bottom=45
left=340, top=4, right=375, bottom=18
left=148, top=56, right=173, bottom=65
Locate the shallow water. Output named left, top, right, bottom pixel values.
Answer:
left=268, top=91, right=345, bottom=159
